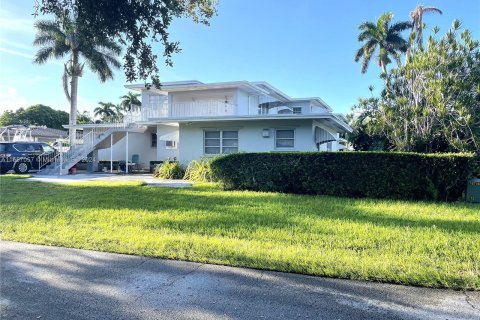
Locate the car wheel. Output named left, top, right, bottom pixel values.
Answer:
left=14, top=161, right=30, bottom=174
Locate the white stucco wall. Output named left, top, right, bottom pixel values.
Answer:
left=97, top=129, right=157, bottom=164
left=236, top=89, right=260, bottom=115
left=177, top=119, right=317, bottom=165
left=156, top=124, right=179, bottom=161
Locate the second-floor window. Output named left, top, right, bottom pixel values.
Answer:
left=204, top=130, right=238, bottom=154
left=292, top=107, right=302, bottom=114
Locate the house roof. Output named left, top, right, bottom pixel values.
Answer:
left=124, top=80, right=332, bottom=109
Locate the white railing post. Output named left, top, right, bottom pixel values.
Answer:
left=110, top=133, right=113, bottom=173
left=59, top=140, right=63, bottom=176
left=125, top=131, right=129, bottom=174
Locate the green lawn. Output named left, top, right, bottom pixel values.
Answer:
left=1, top=175, right=479, bottom=289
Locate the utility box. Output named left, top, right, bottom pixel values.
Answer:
left=466, top=178, right=480, bottom=203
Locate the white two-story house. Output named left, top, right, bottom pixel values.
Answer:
left=41, top=80, right=352, bottom=175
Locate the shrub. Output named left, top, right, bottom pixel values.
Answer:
left=154, top=160, right=185, bottom=179
left=183, top=158, right=216, bottom=182
left=211, top=152, right=475, bottom=201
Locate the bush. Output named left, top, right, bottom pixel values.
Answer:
left=154, top=160, right=185, bottom=179
left=211, top=152, right=475, bottom=201
left=184, top=158, right=216, bottom=182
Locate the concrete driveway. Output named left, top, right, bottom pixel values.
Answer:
left=1, top=241, right=479, bottom=320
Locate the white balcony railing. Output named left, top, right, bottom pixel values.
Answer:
left=137, top=100, right=237, bottom=120
left=171, top=101, right=236, bottom=117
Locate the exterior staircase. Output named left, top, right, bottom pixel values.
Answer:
left=37, top=122, right=146, bottom=175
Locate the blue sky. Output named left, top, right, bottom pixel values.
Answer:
left=0, top=0, right=478, bottom=115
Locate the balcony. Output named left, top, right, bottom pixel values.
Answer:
left=129, top=100, right=237, bottom=121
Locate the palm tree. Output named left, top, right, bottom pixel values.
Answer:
left=355, top=12, right=412, bottom=74
left=94, top=102, right=116, bottom=122
left=33, top=18, right=121, bottom=143
left=410, top=5, right=442, bottom=49
left=119, top=92, right=141, bottom=112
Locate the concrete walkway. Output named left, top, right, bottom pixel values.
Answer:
left=1, top=241, right=479, bottom=320
left=28, top=173, right=192, bottom=187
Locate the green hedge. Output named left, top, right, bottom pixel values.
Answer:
left=211, top=152, right=475, bottom=201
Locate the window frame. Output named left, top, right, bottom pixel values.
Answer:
left=151, top=133, right=157, bottom=148
left=165, top=140, right=177, bottom=149
left=203, top=130, right=239, bottom=155
left=292, top=107, right=302, bottom=114
left=274, top=129, right=295, bottom=149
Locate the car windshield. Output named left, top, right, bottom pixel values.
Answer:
left=42, top=145, right=55, bottom=152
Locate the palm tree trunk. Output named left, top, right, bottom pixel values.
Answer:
left=69, top=51, right=79, bottom=145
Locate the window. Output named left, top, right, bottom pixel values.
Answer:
left=292, top=107, right=302, bottom=114
left=12, top=144, right=27, bottom=152
left=204, top=130, right=238, bottom=154
left=165, top=140, right=177, bottom=149
left=151, top=133, right=157, bottom=148
left=275, top=129, right=295, bottom=149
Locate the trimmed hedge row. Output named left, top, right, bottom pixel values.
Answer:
left=210, top=152, right=475, bottom=201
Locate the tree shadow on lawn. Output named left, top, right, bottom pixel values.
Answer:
left=2, top=242, right=478, bottom=319
left=2, top=179, right=480, bottom=236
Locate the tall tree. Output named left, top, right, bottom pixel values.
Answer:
left=355, top=12, right=411, bottom=74
left=0, top=105, right=69, bottom=130
left=119, top=92, right=141, bottom=112
left=94, top=102, right=116, bottom=122
left=350, top=20, right=480, bottom=153
left=410, top=4, right=442, bottom=49
left=33, top=18, right=122, bottom=142
left=34, top=0, right=217, bottom=88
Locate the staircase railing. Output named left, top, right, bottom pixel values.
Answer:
left=38, top=117, right=142, bottom=174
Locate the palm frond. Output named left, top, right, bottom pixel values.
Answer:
left=358, top=21, right=376, bottom=31
left=33, top=34, right=56, bottom=47
left=33, top=47, right=54, bottom=64
left=422, top=7, right=442, bottom=15
left=34, top=20, right=63, bottom=33
left=354, top=47, right=364, bottom=62
left=358, top=29, right=378, bottom=42
left=361, top=46, right=375, bottom=74
left=389, top=21, right=413, bottom=33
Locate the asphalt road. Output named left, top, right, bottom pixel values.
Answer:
left=1, top=241, right=479, bottom=320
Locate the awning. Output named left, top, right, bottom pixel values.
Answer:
left=315, top=127, right=337, bottom=145
left=158, top=131, right=179, bottom=141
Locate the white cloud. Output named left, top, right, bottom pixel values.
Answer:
left=0, top=38, right=35, bottom=52
left=0, top=85, right=29, bottom=112
left=0, top=46, right=33, bottom=59
left=0, top=8, right=35, bottom=34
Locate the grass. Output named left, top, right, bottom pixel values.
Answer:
left=0, top=175, right=479, bottom=290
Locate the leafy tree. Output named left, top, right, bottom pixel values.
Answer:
left=347, top=94, right=390, bottom=151
left=410, top=4, right=442, bottom=49
left=33, top=17, right=122, bottom=142
left=351, top=20, right=480, bottom=153
left=34, top=0, right=217, bottom=87
left=119, top=92, right=141, bottom=112
left=76, top=110, right=94, bottom=124
left=94, top=102, right=116, bottom=122
left=355, top=12, right=411, bottom=74
left=0, top=105, right=69, bottom=130
left=0, top=110, right=21, bottom=127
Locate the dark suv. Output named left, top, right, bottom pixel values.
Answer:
left=0, top=142, right=57, bottom=174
